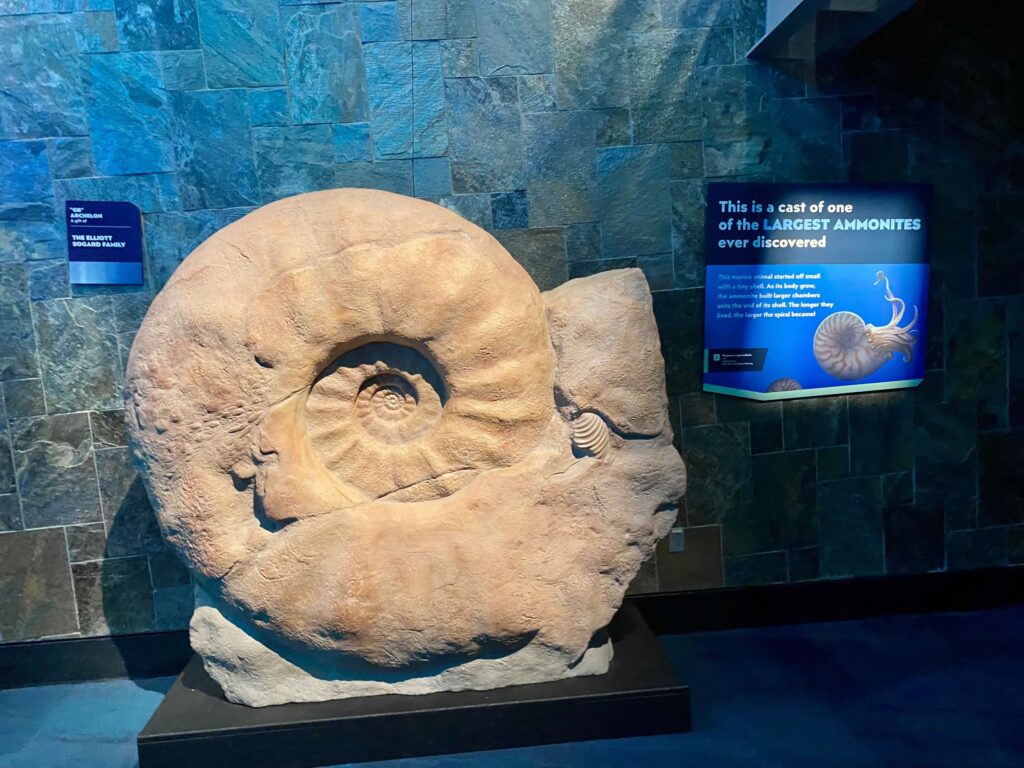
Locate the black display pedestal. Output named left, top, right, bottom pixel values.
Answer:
left=137, top=603, right=690, bottom=768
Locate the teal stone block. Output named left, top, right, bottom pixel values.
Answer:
left=660, top=0, right=733, bottom=28
left=671, top=179, right=704, bottom=289
left=0, top=263, right=39, bottom=380
left=0, top=15, right=87, bottom=139
left=494, top=228, right=567, bottom=291
left=0, top=140, right=61, bottom=264
left=284, top=4, right=369, bottom=124
left=364, top=42, right=413, bottom=158
left=565, top=222, right=601, bottom=261
left=412, top=42, right=447, bottom=157
left=440, top=38, right=477, bottom=78
left=517, top=74, right=555, bottom=113
left=252, top=125, right=334, bottom=202
left=198, top=0, right=285, bottom=88
left=413, top=157, right=451, bottom=198
left=28, top=260, right=70, bottom=301
left=334, top=160, right=413, bottom=196
left=410, top=0, right=476, bottom=40
left=171, top=89, right=260, bottom=209
left=332, top=123, right=372, bottom=163
left=85, top=52, right=175, bottom=175
left=144, top=208, right=249, bottom=290
left=628, top=29, right=702, bottom=143
left=114, top=0, right=199, bottom=50
left=74, top=10, right=119, bottom=52
left=249, top=89, right=289, bottom=127
left=360, top=1, right=401, bottom=41
left=490, top=190, right=527, bottom=229
left=446, top=77, right=524, bottom=193
left=54, top=174, right=183, bottom=215
left=475, top=0, right=552, bottom=76
left=160, top=49, right=205, bottom=90
left=523, top=110, right=597, bottom=226
left=597, top=144, right=670, bottom=257
left=47, top=137, right=94, bottom=179
left=436, top=193, right=492, bottom=229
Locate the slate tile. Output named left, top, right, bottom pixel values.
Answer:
left=66, top=523, right=108, bottom=562
left=154, top=584, right=193, bottom=630
left=703, top=136, right=772, bottom=178
left=446, top=77, right=525, bottom=193
left=74, top=10, right=119, bottom=53
left=848, top=391, right=913, bottom=476
left=333, top=123, right=373, bottom=163
left=0, top=494, right=21, bottom=532
left=947, top=527, right=1009, bottom=571
left=198, top=0, right=285, bottom=88
left=660, top=0, right=733, bottom=28
left=95, top=447, right=163, bottom=557
left=494, top=228, right=567, bottom=291
left=46, top=137, right=94, bottom=180
left=361, top=1, right=401, bottom=42
left=652, top=287, right=703, bottom=395
left=728, top=449, right=816, bottom=556
left=85, top=52, right=175, bottom=175
left=11, top=413, right=103, bottom=528
left=413, top=157, right=451, bottom=197
left=881, top=471, right=913, bottom=508
left=523, top=110, right=597, bottom=226
left=1011, top=297, right=1024, bottom=430
left=595, top=108, right=632, bottom=147
left=33, top=296, right=122, bottom=413
left=844, top=130, right=910, bottom=184
left=638, top=253, right=676, bottom=291
left=28, top=259, right=70, bottom=301
left=597, top=144, right=671, bottom=258
left=440, top=38, right=477, bottom=78
left=749, top=419, right=782, bottom=454
left=0, top=424, right=14, bottom=496
left=3, top=378, right=45, bottom=419
left=334, top=160, right=413, bottom=195
left=0, top=139, right=60, bottom=265
left=0, top=15, right=87, bottom=140
left=0, top=528, right=78, bottom=641
left=567, top=257, right=636, bottom=280
left=628, top=29, right=703, bottom=144
left=54, top=174, right=183, bottom=216
left=816, top=445, right=849, bottom=480
left=701, top=64, right=772, bottom=142
left=436, top=194, right=492, bottom=230
left=670, top=141, right=703, bottom=180
left=253, top=125, right=335, bottom=202
left=656, top=524, right=723, bottom=591
left=770, top=97, right=843, bottom=183
left=787, top=546, right=820, bottom=582
left=149, top=550, right=190, bottom=588
left=412, top=42, right=447, bottom=157
left=248, top=88, right=289, bottom=127
left=144, top=208, right=248, bottom=290
left=172, top=89, right=260, bottom=209
left=715, top=397, right=779, bottom=424
left=475, top=0, right=552, bottom=76
left=410, top=0, right=476, bottom=40
left=517, top=74, right=556, bottom=113
left=364, top=42, right=414, bottom=158
left=552, top=0, right=660, bottom=109
left=671, top=179, right=705, bottom=289
left=1009, top=525, right=1024, bottom=566
left=978, top=430, right=1024, bottom=527
left=490, top=191, right=528, bottom=230
left=783, top=396, right=848, bottom=450
left=73, top=557, right=154, bottom=635
left=725, top=550, right=787, bottom=586
left=90, top=409, right=127, bottom=448
left=565, top=222, right=601, bottom=262
left=946, top=299, right=1007, bottom=430
left=883, top=500, right=944, bottom=575
left=679, top=391, right=715, bottom=427
left=285, top=4, right=369, bottom=124
left=159, top=49, right=205, bottom=90
left=681, top=422, right=750, bottom=527
left=818, top=477, right=884, bottom=577
left=114, top=0, right=198, bottom=50
left=0, top=263, right=39, bottom=381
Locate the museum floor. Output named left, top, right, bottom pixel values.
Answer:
left=2, top=606, right=1023, bottom=768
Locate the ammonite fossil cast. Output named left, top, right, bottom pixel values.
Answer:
left=125, top=189, right=686, bottom=706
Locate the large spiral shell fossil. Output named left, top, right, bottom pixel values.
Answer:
left=813, top=271, right=919, bottom=381
left=125, top=190, right=685, bottom=706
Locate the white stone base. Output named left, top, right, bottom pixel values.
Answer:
left=190, top=588, right=614, bottom=708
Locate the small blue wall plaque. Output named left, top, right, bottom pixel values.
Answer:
left=66, top=200, right=144, bottom=285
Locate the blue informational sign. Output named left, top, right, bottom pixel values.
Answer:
left=703, top=183, right=930, bottom=401
left=66, top=200, right=144, bottom=285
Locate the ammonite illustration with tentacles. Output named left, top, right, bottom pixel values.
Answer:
left=813, top=270, right=919, bottom=381
left=125, top=190, right=686, bottom=706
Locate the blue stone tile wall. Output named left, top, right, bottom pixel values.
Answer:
left=0, top=0, right=1021, bottom=642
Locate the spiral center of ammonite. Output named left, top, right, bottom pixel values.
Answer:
left=358, top=373, right=418, bottom=423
